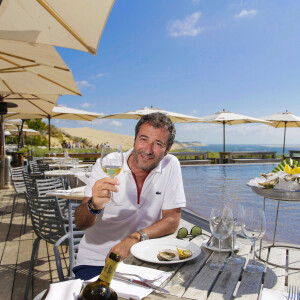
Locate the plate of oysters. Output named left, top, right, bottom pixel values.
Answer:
left=130, top=238, right=201, bottom=264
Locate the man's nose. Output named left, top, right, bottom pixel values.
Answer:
left=144, top=143, right=154, bottom=154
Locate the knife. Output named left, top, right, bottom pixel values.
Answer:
left=113, top=274, right=170, bottom=294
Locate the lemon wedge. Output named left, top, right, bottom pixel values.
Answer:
left=291, top=166, right=300, bottom=174
left=284, top=164, right=293, bottom=174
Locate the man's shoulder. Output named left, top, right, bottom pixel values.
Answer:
left=162, top=153, right=180, bottom=166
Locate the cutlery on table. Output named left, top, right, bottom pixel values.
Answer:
left=114, top=272, right=162, bottom=283
left=113, top=273, right=170, bottom=294
left=288, top=285, right=299, bottom=300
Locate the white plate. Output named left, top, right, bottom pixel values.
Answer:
left=202, top=239, right=242, bottom=252
left=130, top=238, right=201, bottom=264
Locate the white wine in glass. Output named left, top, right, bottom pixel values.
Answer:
left=100, top=144, right=124, bottom=206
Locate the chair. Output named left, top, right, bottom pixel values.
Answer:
left=54, top=202, right=85, bottom=281
left=35, top=177, right=69, bottom=223
left=24, top=193, right=67, bottom=300
left=28, top=160, right=49, bottom=175
left=9, top=166, right=27, bottom=225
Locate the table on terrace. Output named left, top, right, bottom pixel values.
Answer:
left=34, top=209, right=300, bottom=300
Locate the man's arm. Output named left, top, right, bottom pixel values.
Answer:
left=106, top=207, right=181, bottom=261
left=75, top=177, right=119, bottom=230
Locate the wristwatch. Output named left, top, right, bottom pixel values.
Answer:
left=137, top=230, right=149, bottom=241
left=87, top=198, right=102, bottom=215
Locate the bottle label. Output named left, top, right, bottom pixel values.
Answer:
left=99, top=257, right=118, bottom=284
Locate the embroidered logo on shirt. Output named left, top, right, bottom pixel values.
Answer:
left=156, top=191, right=161, bottom=195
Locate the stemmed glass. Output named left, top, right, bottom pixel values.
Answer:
left=226, top=203, right=245, bottom=265
left=100, top=144, right=123, bottom=206
left=209, top=205, right=233, bottom=271
left=242, top=207, right=266, bottom=273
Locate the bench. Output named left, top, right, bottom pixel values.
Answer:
left=289, top=150, right=300, bottom=159
left=170, top=151, right=211, bottom=165
left=219, top=151, right=280, bottom=164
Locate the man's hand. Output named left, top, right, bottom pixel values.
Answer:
left=91, top=177, right=120, bottom=210
left=106, top=233, right=140, bottom=262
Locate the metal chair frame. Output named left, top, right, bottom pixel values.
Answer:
left=24, top=193, right=67, bottom=300
left=54, top=202, right=85, bottom=281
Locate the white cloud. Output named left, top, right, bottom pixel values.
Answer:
left=82, top=102, right=91, bottom=108
left=235, top=9, right=257, bottom=18
left=192, top=109, right=197, bottom=114
left=192, top=0, right=200, bottom=4
left=76, top=80, right=95, bottom=89
left=167, top=12, right=204, bottom=37
left=91, top=73, right=105, bottom=79
left=110, top=120, right=122, bottom=127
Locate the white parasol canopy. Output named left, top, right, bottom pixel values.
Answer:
left=5, top=105, right=103, bottom=150
left=10, top=128, right=40, bottom=136
left=0, top=0, right=115, bottom=54
left=198, top=109, right=269, bottom=152
left=260, top=110, right=300, bottom=156
left=0, top=39, right=80, bottom=95
left=100, top=107, right=203, bottom=123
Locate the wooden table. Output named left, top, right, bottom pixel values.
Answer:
left=33, top=209, right=300, bottom=299
left=46, top=186, right=85, bottom=201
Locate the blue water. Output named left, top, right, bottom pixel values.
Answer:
left=182, top=164, right=300, bottom=244
left=187, top=144, right=300, bottom=156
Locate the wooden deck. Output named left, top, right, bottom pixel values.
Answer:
left=1, top=187, right=300, bottom=300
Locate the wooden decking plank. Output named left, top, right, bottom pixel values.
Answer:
left=287, top=248, right=300, bottom=286
left=164, top=236, right=211, bottom=297
left=263, top=247, right=286, bottom=291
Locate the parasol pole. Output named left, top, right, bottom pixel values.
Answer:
left=223, top=121, right=226, bottom=153
left=48, top=115, right=51, bottom=151
left=282, top=121, right=287, bottom=159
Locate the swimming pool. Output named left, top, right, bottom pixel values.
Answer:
left=181, top=164, right=300, bottom=244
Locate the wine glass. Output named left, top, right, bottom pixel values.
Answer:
left=242, top=207, right=266, bottom=273
left=226, top=203, right=245, bottom=265
left=100, top=144, right=124, bottom=206
left=209, top=205, right=233, bottom=271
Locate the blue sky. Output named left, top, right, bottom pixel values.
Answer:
left=53, top=0, right=300, bottom=145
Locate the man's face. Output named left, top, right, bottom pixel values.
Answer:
left=132, top=123, right=170, bottom=172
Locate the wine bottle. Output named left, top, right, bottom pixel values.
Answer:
left=78, top=252, right=121, bottom=300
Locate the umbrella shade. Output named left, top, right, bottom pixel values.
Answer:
left=0, top=39, right=80, bottom=95
left=3, top=94, right=59, bottom=115
left=5, top=105, right=103, bottom=150
left=198, top=109, right=268, bottom=152
left=260, top=111, right=300, bottom=156
left=10, top=128, right=40, bottom=136
left=100, top=107, right=203, bottom=123
left=4, top=130, right=10, bottom=136
left=0, top=0, right=115, bottom=54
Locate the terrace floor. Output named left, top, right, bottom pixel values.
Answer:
left=0, top=187, right=68, bottom=300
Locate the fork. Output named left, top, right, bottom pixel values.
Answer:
left=114, top=272, right=163, bottom=283
left=288, top=285, right=299, bottom=300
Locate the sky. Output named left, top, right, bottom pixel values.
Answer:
left=53, top=0, right=300, bottom=145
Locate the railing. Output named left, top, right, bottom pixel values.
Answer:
left=219, top=151, right=278, bottom=164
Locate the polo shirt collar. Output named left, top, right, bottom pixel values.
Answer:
left=123, top=148, right=163, bottom=174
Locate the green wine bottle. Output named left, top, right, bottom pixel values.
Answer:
left=78, top=252, right=121, bottom=300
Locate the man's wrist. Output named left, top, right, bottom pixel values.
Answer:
left=137, top=229, right=149, bottom=241
left=87, top=198, right=102, bottom=215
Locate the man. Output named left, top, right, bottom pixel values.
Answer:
left=74, top=112, right=186, bottom=280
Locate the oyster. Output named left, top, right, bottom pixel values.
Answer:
left=258, top=177, right=279, bottom=189
left=177, top=247, right=192, bottom=260
left=260, top=173, right=274, bottom=179
left=284, top=174, right=297, bottom=182
left=157, top=249, right=177, bottom=261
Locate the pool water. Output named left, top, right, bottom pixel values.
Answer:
left=182, top=164, right=300, bottom=244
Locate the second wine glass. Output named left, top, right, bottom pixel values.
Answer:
left=242, top=207, right=266, bottom=273
left=209, top=205, right=233, bottom=271
left=100, top=144, right=124, bottom=206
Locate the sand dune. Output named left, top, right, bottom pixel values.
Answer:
left=58, top=127, right=187, bottom=150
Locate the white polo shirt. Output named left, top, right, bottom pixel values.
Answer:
left=75, top=148, right=186, bottom=266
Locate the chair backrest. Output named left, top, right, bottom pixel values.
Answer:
left=10, top=166, right=26, bottom=181
left=68, top=203, right=85, bottom=278
left=35, top=177, right=64, bottom=196
left=28, top=160, right=41, bottom=174
left=25, top=193, right=66, bottom=244
left=54, top=202, right=85, bottom=281
left=22, top=171, right=38, bottom=196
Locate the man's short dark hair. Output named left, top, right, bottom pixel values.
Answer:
left=135, top=112, right=176, bottom=151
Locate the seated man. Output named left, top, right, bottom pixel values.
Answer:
left=74, top=112, right=186, bottom=280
